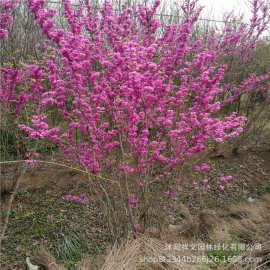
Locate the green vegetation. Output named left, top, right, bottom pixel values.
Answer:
left=206, top=236, right=242, bottom=267
left=0, top=184, right=110, bottom=269
left=258, top=180, right=270, bottom=195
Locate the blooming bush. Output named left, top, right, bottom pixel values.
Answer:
left=0, top=0, right=18, bottom=39
left=1, top=0, right=269, bottom=239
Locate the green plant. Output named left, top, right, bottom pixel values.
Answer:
left=207, top=236, right=242, bottom=267
left=258, top=180, right=270, bottom=195
left=50, top=232, right=87, bottom=269
left=0, top=125, right=26, bottom=160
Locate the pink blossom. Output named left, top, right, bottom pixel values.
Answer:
left=82, top=198, right=89, bottom=203
left=220, top=175, right=232, bottom=182
left=0, top=29, right=8, bottom=39
left=46, top=214, right=53, bottom=220
left=215, top=138, right=224, bottom=143
left=129, top=203, right=136, bottom=209
left=25, top=159, right=37, bottom=167
left=138, top=182, right=144, bottom=188
left=219, top=185, right=225, bottom=190
left=64, top=194, right=89, bottom=203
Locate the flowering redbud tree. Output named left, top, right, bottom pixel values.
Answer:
left=195, top=0, right=270, bottom=152
left=212, top=1, right=270, bottom=114
left=1, top=0, right=268, bottom=238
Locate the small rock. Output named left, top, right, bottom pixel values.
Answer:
left=168, top=224, right=182, bottom=232
left=26, top=257, right=39, bottom=270
left=247, top=197, right=255, bottom=202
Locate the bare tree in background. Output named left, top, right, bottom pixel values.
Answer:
left=0, top=1, right=45, bottom=66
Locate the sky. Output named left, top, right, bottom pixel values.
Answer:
left=196, top=0, right=270, bottom=37
left=199, top=0, right=251, bottom=21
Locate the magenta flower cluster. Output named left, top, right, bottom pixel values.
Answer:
left=194, top=163, right=211, bottom=172
left=193, top=174, right=233, bottom=191
left=0, top=0, right=18, bottom=39
left=164, top=190, right=178, bottom=203
left=65, top=193, right=89, bottom=203
left=133, top=223, right=140, bottom=237
left=1, top=0, right=258, bottom=176
left=220, top=176, right=233, bottom=182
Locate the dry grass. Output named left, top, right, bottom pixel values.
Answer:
left=224, top=235, right=270, bottom=270
left=10, top=187, right=270, bottom=270
left=33, top=247, right=68, bottom=270
left=164, top=208, right=220, bottom=242
left=100, top=237, right=141, bottom=270
left=27, top=220, right=270, bottom=270
left=32, top=236, right=205, bottom=270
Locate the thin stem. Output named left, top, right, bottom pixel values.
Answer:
left=124, top=173, right=135, bottom=234
left=99, top=182, right=120, bottom=240
left=0, top=160, right=118, bottom=184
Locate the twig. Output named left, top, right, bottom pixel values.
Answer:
left=0, top=159, right=86, bottom=173
left=0, top=160, right=118, bottom=184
